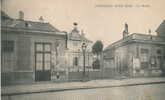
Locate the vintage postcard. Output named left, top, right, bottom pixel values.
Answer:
left=1, top=0, right=165, bottom=100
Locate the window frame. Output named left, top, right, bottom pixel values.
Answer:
left=140, top=48, right=149, bottom=69
left=73, top=57, right=79, bottom=66
left=35, top=42, right=51, bottom=71
left=140, top=48, right=149, bottom=62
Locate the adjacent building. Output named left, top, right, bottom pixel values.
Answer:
left=65, top=23, right=93, bottom=72
left=1, top=11, right=67, bottom=85
left=104, top=23, right=165, bottom=77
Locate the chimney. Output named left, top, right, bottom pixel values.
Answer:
left=73, top=22, right=78, bottom=29
left=39, top=16, right=44, bottom=23
left=148, top=29, right=151, bottom=35
left=72, top=22, right=79, bottom=33
left=19, top=11, right=24, bottom=20
left=148, top=29, right=152, bottom=39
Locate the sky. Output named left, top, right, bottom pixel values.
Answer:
left=1, top=0, right=165, bottom=47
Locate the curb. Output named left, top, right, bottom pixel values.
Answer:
left=2, top=81, right=165, bottom=97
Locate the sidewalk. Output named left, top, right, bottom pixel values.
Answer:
left=2, top=77, right=165, bottom=96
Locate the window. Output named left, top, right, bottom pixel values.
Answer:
left=140, top=48, right=149, bottom=69
left=36, top=44, right=43, bottom=51
left=44, top=53, right=51, bottom=70
left=140, top=49, right=149, bottom=62
left=35, top=43, right=51, bottom=71
left=156, top=49, right=162, bottom=68
left=141, top=54, right=148, bottom=62
left=45, top=44, right=51, bottom=52
left=2, top=40, right=14, bottom=52
left=36, top=53, right=43, bottom=70
left=141, top=48, right=149, bottom=54
left=157, top=56, right=161, bottom=60
left=73, top=57, right=78, bottom=66
left=150, top=56, right=156, bottom=65
left=157, top=49, right=162, bottom=55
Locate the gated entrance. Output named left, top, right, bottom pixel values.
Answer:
left=35, top=43, right=51, bottom=81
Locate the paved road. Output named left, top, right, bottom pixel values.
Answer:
left=2, top=83, right=165, bottom=100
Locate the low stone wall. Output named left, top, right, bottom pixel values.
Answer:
left=68, top=72, right=83, bottom=81
left=51, top=71, right=67, bottom=82
left=68, top=68, right=116, bottom=81
left=132, top=69, right=162, bottom=77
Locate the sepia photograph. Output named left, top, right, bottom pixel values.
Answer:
left=1, top=0, right=165, bottom=100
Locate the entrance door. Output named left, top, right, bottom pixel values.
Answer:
left=35, top=43, right=51, bottom=81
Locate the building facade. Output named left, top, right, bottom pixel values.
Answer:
left=1, top=11, right=67, bottom=85
left=104, top=23, right=165, bottom=77
left=65, top=23, right=93, bottom=72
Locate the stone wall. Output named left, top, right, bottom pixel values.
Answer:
left=68, top=68, right=116, bottom=81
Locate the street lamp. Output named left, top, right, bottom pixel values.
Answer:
left=82, top=42, right=87, bottom=80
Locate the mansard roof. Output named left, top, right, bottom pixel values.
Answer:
left=2, top=19, right=60, bottom=32
left=1, top=11, right=63, bottom=35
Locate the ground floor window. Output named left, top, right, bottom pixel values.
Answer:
left=156, top=56, right=162, bottom=68
left=73, top=57, right=79, bottom=66
left=140, top=48, right=149, bottom=69
left=35, top=43, right=51, bottom=70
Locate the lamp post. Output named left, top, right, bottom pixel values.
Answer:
left=82, top=42, right=87, bottom=80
